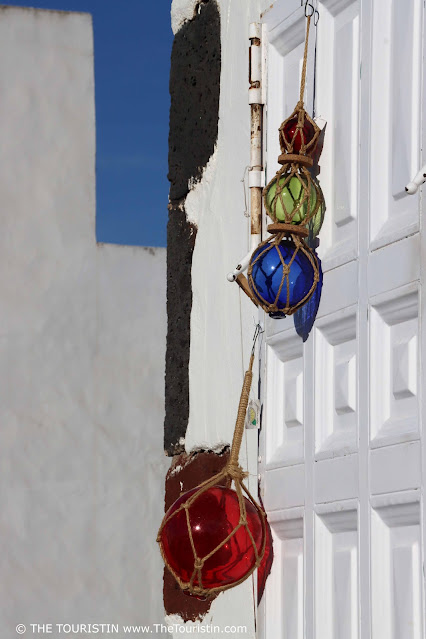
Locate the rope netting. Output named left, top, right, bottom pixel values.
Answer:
left=158, top=9, right=323, bottom=601
left=247, top=13, right=323, bottom=316
left=247, top=232, right=319, bottom=315
left=264, top=162, right=324, bottom=230
left=157, top=354, right=267, bottom=597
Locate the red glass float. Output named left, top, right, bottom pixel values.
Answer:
left=257, top=506, right=274, bottom=604
left=281, top=114, right=316, bottom=154
left=159, top=485, right=264, bottom=592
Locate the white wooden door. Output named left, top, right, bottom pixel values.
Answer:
left=258, top=1, right=426, bottom=637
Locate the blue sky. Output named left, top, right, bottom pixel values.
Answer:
left=2, top=0, right=173, bottom=247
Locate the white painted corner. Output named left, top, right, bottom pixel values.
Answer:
left=171, top=0, right=199, bottom=34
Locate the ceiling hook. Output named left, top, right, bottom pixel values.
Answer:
left=301, top=0, right=320, bottom=23
left=251, top=322, right=264, bottom=356
left=303, top=0, right=315, bottom=18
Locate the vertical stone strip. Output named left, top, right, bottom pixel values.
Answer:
left=165, top=0, right=221, bottom=455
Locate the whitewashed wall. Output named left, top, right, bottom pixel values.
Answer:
left=168, top=1, right=275, bottom=637
left=0, top=7, right=167, bottom=634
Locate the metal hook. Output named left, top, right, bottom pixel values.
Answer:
left=313, top=0, right=320, bottom=24
left=251, top=322, right=264, bottom=356
left=303, top=0, right=314, bottom=17
left=301, top=0, right=319, bottom=23
left=241, top=165, right=251, bottom=218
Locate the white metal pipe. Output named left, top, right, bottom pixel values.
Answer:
left=227, top=23, right=264, bottom=291
left=248, top=170, right=265, bottom=188
left=250, top=43, right=262, bottom=85
left=249, top=22, right=261, bottom=40
left=249, top=23, right=263, bottom=251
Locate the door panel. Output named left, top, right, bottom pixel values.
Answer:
left=266, top=512, right=304, bottom=639
left=315, top=306, right=358, bottom=456
left=315, top=0, right=360, bottom=270
left=315, top=505, right=358, bottom=639
left=265, top=333, right=305, bottom=467
left=371, top=494, right=422, bottom=639
left=370, top=284, right=419, bottom=447
left=370, top=0, right=421, bottom=250
left=259, top=1, right=425, bottom=637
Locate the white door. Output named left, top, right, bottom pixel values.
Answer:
left=258, top=1, right=425, bottom=637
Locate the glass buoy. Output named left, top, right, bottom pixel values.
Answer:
left=281, top=114, right=316, bottom=153
left=265, top=174, right=324, bottom=236
left=160, top=486, right=264, bottom=591
left=249, top=239, right=316, bottom=310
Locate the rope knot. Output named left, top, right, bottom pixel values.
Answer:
left=194, top=558, right=204, bottom=570
left=227, top=462, right=249, bottom=483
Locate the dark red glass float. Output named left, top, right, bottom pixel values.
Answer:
left=282, top=114, right=316, bottom=154
left=160, top=485, right=264, bottom=591
left=257, top=508, right=274, bottom=604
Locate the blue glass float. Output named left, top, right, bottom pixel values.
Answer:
left=294, top=252, right=323, bottom=341
left=248, top=239, right=317, bottom=316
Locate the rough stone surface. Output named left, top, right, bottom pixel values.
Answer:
left=165, top=205, right=197, bottom=455
left=168, top=0, right=221, bottom=202
left=165, top=0, right=221, bottom=456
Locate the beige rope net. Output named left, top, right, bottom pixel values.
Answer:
left=264, top=159, right=324, bottom=234
left=264, top=13, right=324, bottom=232
left=157, top=353, right=267, bottom=598
left=157, top=8, right=324, bottom=602
left=245, top=13, right=325, bottom=316
left=279, top=14, right=319, bottom=158
left=247, top=232, right=320, bottom=316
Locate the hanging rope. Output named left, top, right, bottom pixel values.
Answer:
left=299, top=14, right=311, bottom=105
left=278, top=12, right=319, bottom=159
left=157, top=327, right=267, bottom=597
left=229, top=353, right=254, bottom=471
left=248, top=4, right=323, bottom=318
left=158, top=3, right=321, bottom=600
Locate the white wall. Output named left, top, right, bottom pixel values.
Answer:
left=169, top=1, right=270, bottom=637
left=0, top=7, right=167, bottom=633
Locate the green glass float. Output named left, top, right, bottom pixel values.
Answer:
left=264, top=172, right=325, bottom=237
